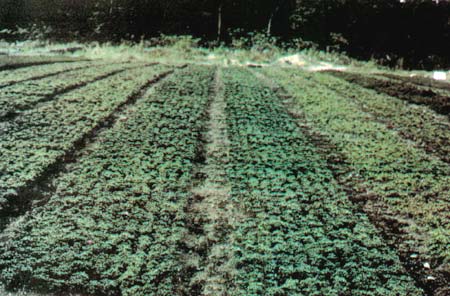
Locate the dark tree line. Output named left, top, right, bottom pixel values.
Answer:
left=0, top=0, right=449, bottom=69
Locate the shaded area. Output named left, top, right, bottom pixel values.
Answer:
left=0, top=1, right=448, bottom=69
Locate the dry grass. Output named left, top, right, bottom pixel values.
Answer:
left=183, top=69, right=246, bottom=295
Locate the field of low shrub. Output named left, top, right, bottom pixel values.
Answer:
left=0, top=58, right=449, bottom=295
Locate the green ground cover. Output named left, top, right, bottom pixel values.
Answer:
left=314, top=71, right=450, bottom=164
left=0, top=66, right=215, bottom=295
left=0, top=64, right=171, bottom=214
left=222, top=67, right=421, bottom=296
left=1, top=59, right=449, bottom=295
left=0, top=60, right=95, bottom=87
left=0, top=61, right=137, bottom=118
left=0, top=56, right=86, bottom=72
left=262, top=67, right=450, bottom=290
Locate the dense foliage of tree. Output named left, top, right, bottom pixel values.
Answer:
left=0, top=0, right=449, bottom=68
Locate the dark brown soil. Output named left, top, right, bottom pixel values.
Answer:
left=326, top=71, right=450, bottom=117
left=379, top=73, right=450, bottom=93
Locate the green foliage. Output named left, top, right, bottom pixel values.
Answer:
left=148, top=34, right=200, bottom=50
left=318, top=71, right=450, bottom=164
left=0, top=24, right=55, bottom=41
left=228, top=29, right=279, bottom=51
left=0, top=60, right=128, bottom=117
left=263, top=67, right=450, bottom=272
left=285, top=37, right=318, bottom=51
left=0, top=61, right=91, bottom=88
left=0, top=66, right=215, bottom=294
left=0, top=64, right=170, bottom=212
left=0, top=63, right=442, bottom=295
left=221, top=68, right=421, bottom=295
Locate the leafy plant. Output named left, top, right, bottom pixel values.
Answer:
left=221, top=67, right=421, bottom=295
left=263, top=66, right=450, bottom=285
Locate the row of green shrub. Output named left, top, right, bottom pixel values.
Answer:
left=0, top=60, right=92, bottom=88
left=0, top=60, right=128, bottom=118
left=0, top=66, right=215, bottom=295
left=221, top=67, right=421, bottom=295
left=0, top=64, right=169, bottom=214
left=319, top=71, right=450, bottom=165
left=263, top=67, right=450, bottom=289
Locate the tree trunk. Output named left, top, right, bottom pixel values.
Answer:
left=267, top=13, right=273, bottom=35
left=109, top=0, right=114, bottom=16
left=217, top=3, right=223, bottom=42
left=267, top=5, right=280, bottom=35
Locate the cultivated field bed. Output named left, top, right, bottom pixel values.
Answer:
left=325, top=70, right=450, bottom=117
left=0, top=61, right=449, bottom=296
left=0, top=56, right=88, bottom=72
